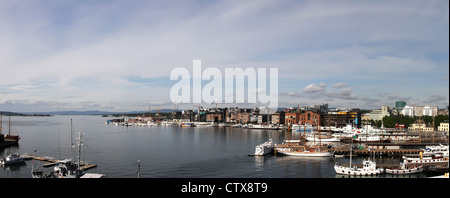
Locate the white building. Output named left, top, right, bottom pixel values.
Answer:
left=423, top=106, right=438, bottom=117
left=401, top=105, right=438, bottom=117
left=438, top=121, right=449, bottom=132
left=401, top=105, right=414, bottom=117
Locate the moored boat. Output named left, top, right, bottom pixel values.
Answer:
left=254, top=139, right=274, bottom=156
left=334, top=159, right=384, bottom=176
left=334, top=147, right=384, bottom=176
left=0, top=153, right=25, bottom=165
left=277, top=146, right=332, bottom=157
left=386, top=163, right=423, bottom=175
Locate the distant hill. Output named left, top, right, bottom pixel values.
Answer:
left=22, top=109, right=178, bottom=115
left=0, top=111, right=27, bottom=116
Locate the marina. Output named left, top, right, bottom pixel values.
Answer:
left=0, top=115, right=448, bottom=178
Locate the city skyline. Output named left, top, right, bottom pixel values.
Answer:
left=0, top=0, right=448, bottom=112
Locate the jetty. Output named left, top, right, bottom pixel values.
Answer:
left=21, top=154, right=97, bottom=171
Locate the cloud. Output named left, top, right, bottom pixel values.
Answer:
left=422, top=95, right=449, bottom=106
left=299, top=82, right=358, bottom=101
left=0, top=0, right=448, bottom=111
left=326, top=88, right=358, bottom=100
left=303, top=83, right=327, bottom=93
left=333, top=82, right=348, bottom=88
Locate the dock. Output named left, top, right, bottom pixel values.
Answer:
left=21, top=154, right=97, bottom=171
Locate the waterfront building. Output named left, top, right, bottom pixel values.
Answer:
left=366, top=106, right=391, bottom=121
left=238, top=113, right=251, bottom=124
left=323, top=109, right=361, bottom=128
left=285, top=112, right=299, bottom=126
left=299, top=110, right=321, bottom=126
left=438, top=121, right=449, bottom=132
left=323, top=113, right=348, bottom=128
left=271, top=112, right=285, bottom=125
left=206, top=112, right=223, bottom=123
left=257, top=115, right=269, bottom=124
left=408, top=119, right=434, bottom=132
left=226, top=112, right=240, bottom=123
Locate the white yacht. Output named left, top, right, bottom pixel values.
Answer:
left=254, top=139, right=274, bottom=156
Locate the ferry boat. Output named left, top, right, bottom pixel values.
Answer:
left=424, top=144, right=449, bottom=158
left=402, top=152, right=449, bottom=166
left=254, top=139, right=274, bottom=156
left=353, top=135, right=390, bottom=143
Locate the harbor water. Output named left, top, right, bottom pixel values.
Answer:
left=0, top=115, right=431, bottom=178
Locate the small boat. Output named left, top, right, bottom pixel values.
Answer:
left=335, top=159, right=384, bottom=176
left=232, top=124, right=242, bottom=128
left=181, top=123, right=193, bottom=127
left=334, top=147, right=384, bottom=176
left=424, top=164, right=449, bottom=174
left=386, top=163, right=423, bottom=175
left=254, top=139, right=274, bottom=156
left=291, top=124, right=313, bottom=132
left=0, top=153, right=26, bottom=165
left=248, top=124, right=279, bottom=130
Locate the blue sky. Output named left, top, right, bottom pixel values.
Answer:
left=0, top=0, right=448, bottom=112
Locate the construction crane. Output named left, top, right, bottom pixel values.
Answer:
left=211, top=102, right=233, bottom=108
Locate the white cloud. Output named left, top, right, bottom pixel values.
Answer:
left=333, top=82, right=348, bottom=88
left=0, top=0, right=448, bottom=111
left=303, top=83, right=327, bottom=93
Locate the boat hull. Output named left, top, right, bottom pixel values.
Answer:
left=277, top=150, right=332, bottom=157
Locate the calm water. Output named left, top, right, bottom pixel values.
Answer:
left=0, top=115, right=429, bottom=178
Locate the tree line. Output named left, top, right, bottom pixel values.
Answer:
left=366, top=114, right=449, bottom=128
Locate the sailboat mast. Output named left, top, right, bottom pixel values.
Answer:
left=349, top=146, right=352, bottom=168
left=8, top=117, right=11, bottom=135
left=70, top=119, right=73, bottom=157
left=0, top=114, right=2, bottom=134
left=77, top=132, right=82, bottom=172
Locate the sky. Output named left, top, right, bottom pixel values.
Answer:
left=0, top=0, right=448, bottom=112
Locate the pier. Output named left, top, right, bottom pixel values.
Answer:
left=21, top=154, right=97, bottom=171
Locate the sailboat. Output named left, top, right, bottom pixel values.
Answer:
left=277, top=121, right=332, bottom=157
left=276, top=146, right=332, bottom=157
left=1, top=116, right=20, bottom=141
